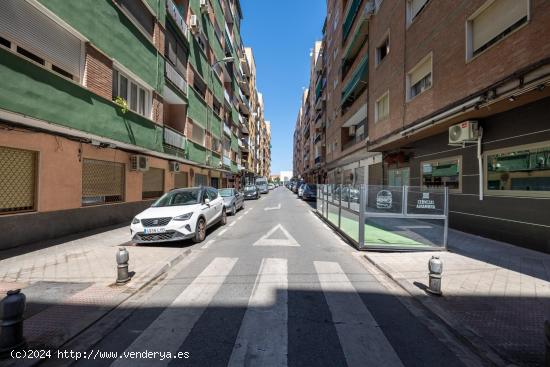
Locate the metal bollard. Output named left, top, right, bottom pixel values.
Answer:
left=427, top=256, right=443, bottom=295
left=0, top=289, right=27, bottom=356
left=116, top=247, right=131, bottom=284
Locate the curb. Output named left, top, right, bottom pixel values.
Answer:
left=361, top=254, right=515, bottom=367
left=5, top=248, right=192, bottom=367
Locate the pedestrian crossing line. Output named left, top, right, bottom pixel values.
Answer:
left=110, top=257, right=238, bottom=367
left=200, top=239, right=215, bottom=249
left=217, top=228, right=228, bottom=237
left=229, top=221, right=237, bottom=227
left=314, top=261, right=404, bottom=367
left=228, top=258, right=288, bottom=367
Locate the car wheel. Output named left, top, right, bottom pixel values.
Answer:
left=231, top=204, right=236, bottom=216
left=193, top=218, right=206, bottom=243
left=220, top=208, right=227, bottom=226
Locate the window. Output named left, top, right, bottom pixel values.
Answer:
left=376, top=36, right=390, bottom=65
left=467, top=0, right=529, bottom=59
left=407, top=0, right=430, bottom=25
left=193, top=74, right=207, bottom=101
left=421, top=157, right=461, bottom=191
left=407, top=53, right=432, bottom=100
left=388, top=167, right=410, bottom=187
left=112, top=69, right=151, bottom=118
left=0, top=0, right=83, bottom=81
left=0, top=146, right=37, bottom=214
left=82, top=159, right=125, bottom=205
left=165, top=25, right=188, bottom=77
left=486, top=142, right=550, bottom=197
left=192, top=124, right=205, bottom=145
left=115, top=0, right=154, bottom=39
left=375, top=91, right=389, bottom=122
left=142, top=167, right=165, bottom=199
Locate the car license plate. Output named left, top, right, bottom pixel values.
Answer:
left=144, top=227, right=166, bottom=234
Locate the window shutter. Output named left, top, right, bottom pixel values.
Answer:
left=410, top=56, right=432, bottom=86
left=0, top=0, right=82, bottom=78
left=472, top=0, right=528, bottom=52
left=142, top=168, right=165, bottom=196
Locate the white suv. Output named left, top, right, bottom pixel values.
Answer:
left=130, top=187, right=226, bottom=244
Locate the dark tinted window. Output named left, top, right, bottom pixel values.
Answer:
left=116, top=0, right=154, bottom=37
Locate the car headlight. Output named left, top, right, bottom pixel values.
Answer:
left=132, top=217, right=140, bottom=224
left=173, top=213, right=193, bottom=221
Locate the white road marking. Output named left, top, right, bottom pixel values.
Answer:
left=201, top=239, right=215, bottom=249
left=244, top=209, right=252, bottom=215
left=111, top=257, right=238, bottom=367
left=217, top=228, right=228, bottom=237
left=264, top=203, right=281, bottom=211
left=314, top=261, right=404, bottom=367
left=229, top=221, right=236, bottom=227
left=228, top=258, right=288, bottom=367
left=396, top=225, right=433, bottom=229
left=252, top=224, right=300, bottom=247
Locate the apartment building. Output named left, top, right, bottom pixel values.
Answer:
left=0, top=0, right=270, bottom=250
left=294, top=0, right=550, bottom=252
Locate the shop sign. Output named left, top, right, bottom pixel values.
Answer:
left=376, top=190, right=392, bottom=209
left=416, top=192, right=436, bottom=209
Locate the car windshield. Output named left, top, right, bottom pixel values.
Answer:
left=151, top=189, right=201, bottom=207
left=307, top=184, right=317, bottom=191
left=244, top=185, right=256, bottom=192
left=218, top=189, right=234, bottom=197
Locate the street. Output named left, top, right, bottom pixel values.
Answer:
left=37, top=188, right=477, bottom=367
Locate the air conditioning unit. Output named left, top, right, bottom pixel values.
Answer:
left=169, top=161, right=181, bottom=172
left=189, top=15, right=199, bottom=34
left=199, top=0, right=209, bottom=13
left=130, top=155, right=149, bottom=172
left=449, top=121, right=479, bottom=144
left=348, top=125, right=356, bottom=136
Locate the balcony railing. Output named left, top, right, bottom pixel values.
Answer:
left=224, top=90, right=231, bottom=105
left=166, top=0, right=188, bottom=38
left=165, top=61, right=187, bottom=96
left=164, top=127, right=187, bottom=150
left=223, top=155, right=231, bottom=167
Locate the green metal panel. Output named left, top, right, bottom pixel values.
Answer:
left=189, top=37, right=209, bottom=79
left=231, top=133, right=239, bottom=152
left=0, top=48, right=163, bottom=151
left=212, top=0, right=225, bottom=28
left=187, top=87, right=208, bottom=128
left=232, top=106, right=240, bottom=126
left=231, top=161, right=238, bottom=173
left=211, top=152, right=221, bottom=169
left=210, top=112, right=222, bottom=139
left=187, top=141, right=207, bottom=164
left=38, top=0, right=161, bottom=92
left=212, top=74, right=224, bottom=103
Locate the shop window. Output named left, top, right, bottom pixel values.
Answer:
left=388, top=167, right=410, bottom=187
left=421, top=157, right=461, bottom=191
left=486, top=142, right=550, bottom=197
left=82, top=159, right=125, bottom=206
left=467, top=0, right=529, bottom=59
left=112, top=69, right=151, bottom=118
left=142, top=167, right=165, bottom=199
left=375, top=91, right=389, bottom=122
left=407, top=53, right=432, bottom=100
left=0, top=146, right=37, bottom=214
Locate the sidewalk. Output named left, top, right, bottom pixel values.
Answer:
left=0, top=226, right=190, bottom=354
left=364, top=228, right=550, bottom=367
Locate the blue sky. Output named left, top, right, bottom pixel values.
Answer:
left=240, top=0, right=326, bottom=175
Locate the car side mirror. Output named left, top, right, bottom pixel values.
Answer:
left=204, top=198, right=210, bottom=205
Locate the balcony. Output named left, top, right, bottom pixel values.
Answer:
left=165, top=61, right=187, bottom=96
left=166, top=0, right=188, bottom=39
left=342, top=0, right=362, bottom=42
left=241, top=56, right=250, bottom=75
left=341, top=54, right=369, bottom=112
left=315, top=156, right=322, bottom=165
left=314, top=133, right=322, bottom=144
left=238, top=89, right=250, bottom=114
left=223, top=155, right=231, bottom=167
left=223, top=122, right=232, bottom=136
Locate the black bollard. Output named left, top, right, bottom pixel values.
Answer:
left=0, top=289, right=26, bottom=357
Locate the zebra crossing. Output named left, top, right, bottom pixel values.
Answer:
left=102, top=256, right=405, bottom=367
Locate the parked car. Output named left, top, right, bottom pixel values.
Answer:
left=256, top=177, right=269, bottom=194
left=297, top=183, right=306, bottom=198
left=302, top=184, right=317, bottom=201
left=268, top=183, right=275, bottom=190
left=243, top=185, right=260, bottom=200
left=131, top=187, right=226, bottom=244
left=218, top=188, right=244, bottom=215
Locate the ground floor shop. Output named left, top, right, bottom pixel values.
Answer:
left=375, top=97, right=550, bottom=253
left=0, top=128, right=240, bottom=250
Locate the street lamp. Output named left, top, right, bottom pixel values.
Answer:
left=206, top=56, right=234, bottom=185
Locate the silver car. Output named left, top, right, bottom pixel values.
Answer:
left=218, top=188, right=245, bottom=215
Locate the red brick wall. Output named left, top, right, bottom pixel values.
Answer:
left=152, top=92, right=164, bottom=124
left=153, top=22, right=165, bottom=55
left=84, top=44, right=113, bottom=101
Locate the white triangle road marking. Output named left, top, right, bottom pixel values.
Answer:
left=264, top=203, right=281, bottom=211
left=252, top=224, right=300, bottom=247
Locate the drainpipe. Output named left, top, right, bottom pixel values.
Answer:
left=477, top=127, right=484, bottom=201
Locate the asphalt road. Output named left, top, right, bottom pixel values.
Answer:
left=68, top=188, right=480, bottom=367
